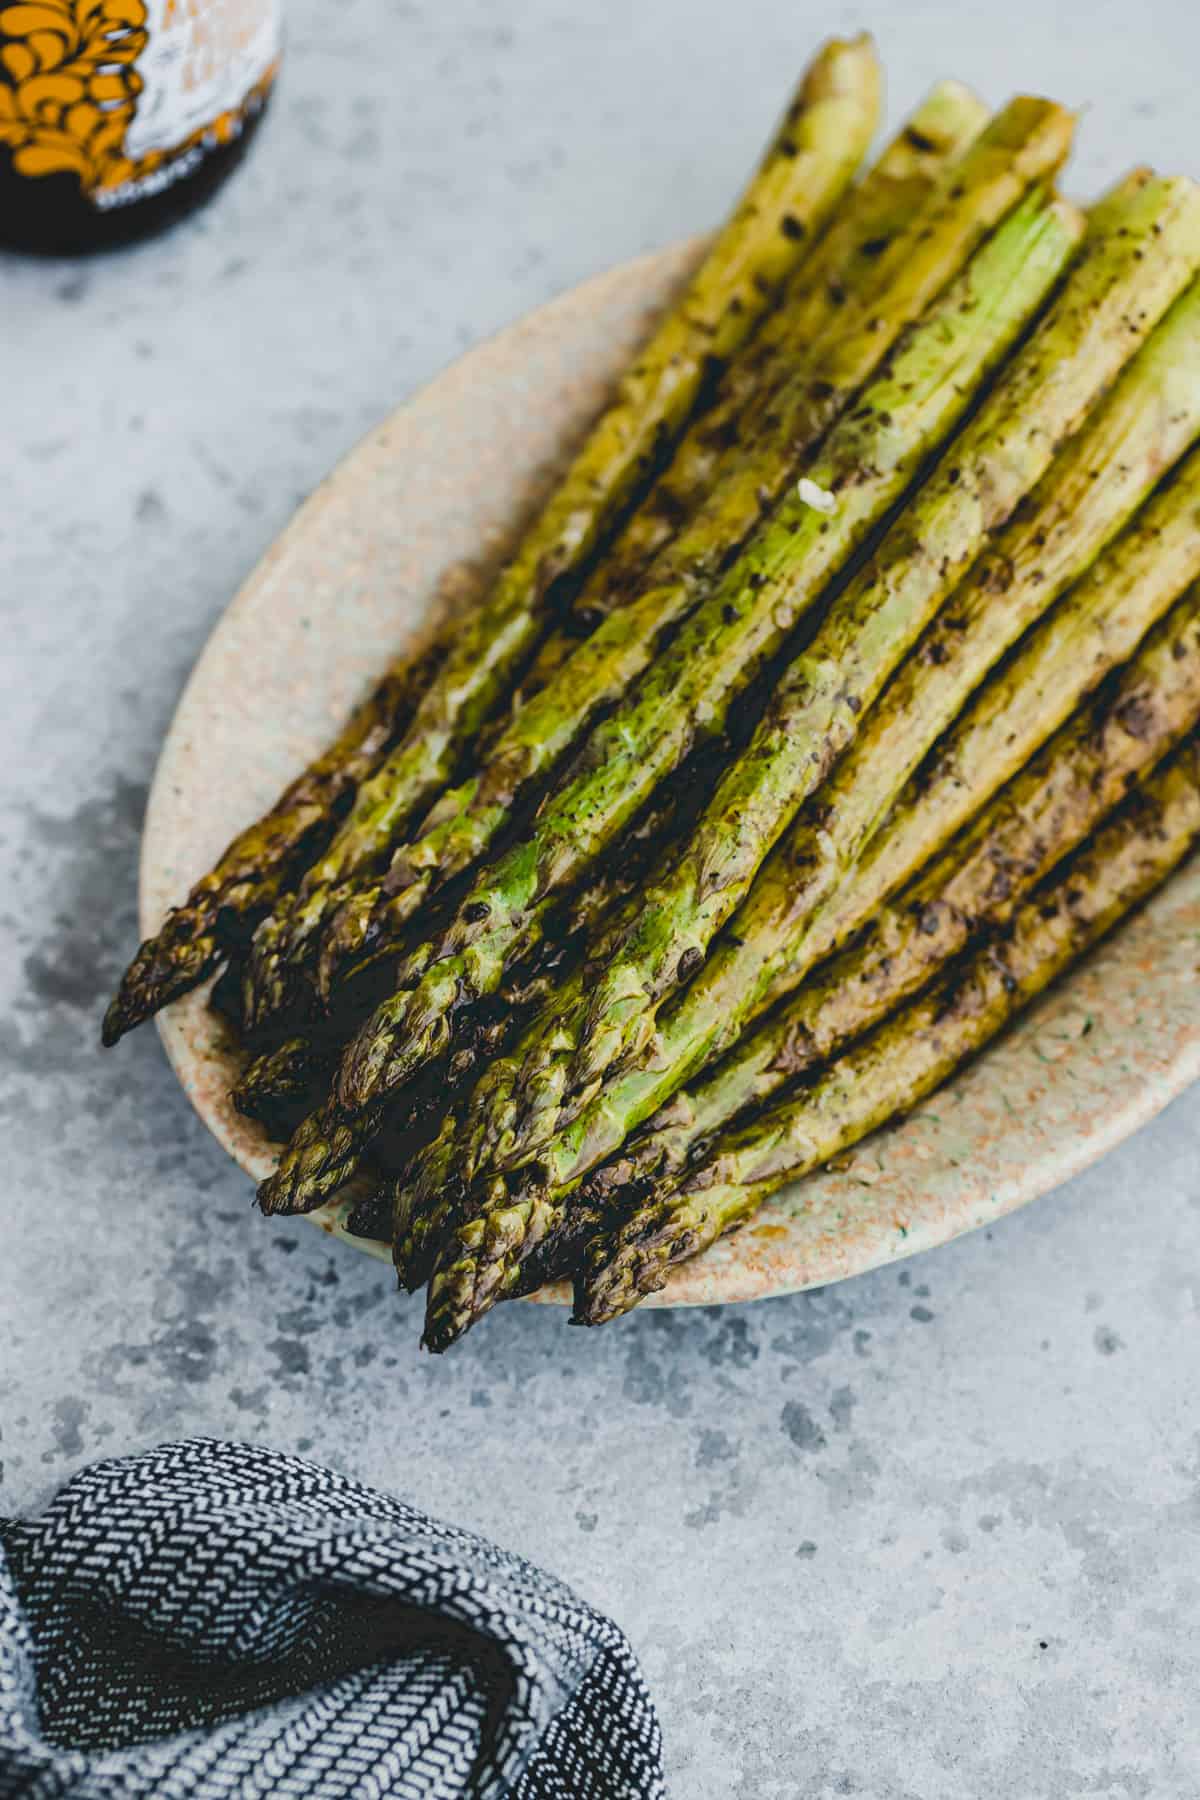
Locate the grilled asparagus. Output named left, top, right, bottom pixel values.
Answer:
left=574, top=738, right=1200, bottom=1326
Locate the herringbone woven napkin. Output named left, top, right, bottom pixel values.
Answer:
left=0, top=1438, right=663, bottom=1799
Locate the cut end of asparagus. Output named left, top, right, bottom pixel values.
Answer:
left=774, top=34, right=881, bottom=129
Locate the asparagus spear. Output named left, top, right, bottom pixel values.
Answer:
left=233, top=1034, right=336, bottom=1139
left=565, top=583, right=1200, bottom=1239
left=572, top=737, right=1200, bottom=1326
left=262, top=169, right=1080, bottom=1218
left=503, top=256, right=1200, bottom=1164
left=423, top=262, right=1200, bottom=1333
left=100, top=646, right=444, bottom=1047
left=241, top=38, right=882, bottom=1029
left=311, top=98, right=1074, bottom=1009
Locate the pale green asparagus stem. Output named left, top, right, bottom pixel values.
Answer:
left=554, top=260, right=1200, bottom=1122
left=242, top=38, right=882, bottom=1029
left=574, top=738, right=1200, bottom=1325
left=310, top=87, right=1019, bottom=1001
left=465, top=178, right=1200, bottom=1188
left=258, top=172, right=1082, bottom=1219
left=429, top=378, right=1200, bottom=1320
left=577, top=583, right=1200, bottom=1218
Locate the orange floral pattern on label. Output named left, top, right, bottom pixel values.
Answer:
left=0, top=0, right=276, bottom=198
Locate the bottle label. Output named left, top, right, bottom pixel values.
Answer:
left=125, top=0, right=280, bottom=159
left=0, top=0, right=283, bottom=211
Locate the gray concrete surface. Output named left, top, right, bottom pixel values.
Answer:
left=3, top=2, right=1199, bottom=1793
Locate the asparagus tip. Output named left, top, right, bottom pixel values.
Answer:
left=255, top=1100, right=366, bottom=1216
left=102, top=912, right=220, bottom=1045
left=572, top=1266, right=643, bottom=1329
left=100, top=995, right=132, bottom=1048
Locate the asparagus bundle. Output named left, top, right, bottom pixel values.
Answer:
left=239, top=37, right=883, bottom=1029
left=458, top=192, right=1200, bottom=1188
left=261, top=174, right=1080, bottom=1216
left=316, top=82, right=992, bottom=996
left=574, top=733, right=1200, bottom=1325
left=419, top=435, right=1200, bottom=1340
left=410, top=176, right=1200, bottom=1338
left=101, top=41, right=1200, bottom=1351
left=523, top=582, right=1200, bottom=1283
left=288, top=745, right=730, bottom=1225
left=243, top=232, right=1200, bottom=1175
left=301, top=98, right=1073, bottom=1024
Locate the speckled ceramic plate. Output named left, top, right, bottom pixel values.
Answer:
left=143, top=238, right=1200, bottom=1309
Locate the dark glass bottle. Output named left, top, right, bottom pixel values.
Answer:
left=0, top=0, right=282, bottom=254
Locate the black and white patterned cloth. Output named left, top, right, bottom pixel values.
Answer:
left=0, top=1439, right=664, bottom=1800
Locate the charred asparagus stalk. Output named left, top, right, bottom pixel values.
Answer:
left=795, top=440, right=1200, bottom=987
left=556, top=583, right=1200, bottom=1260
left=240, top=751, right=705, bottom=1134
left=101, top=646, right=442, bottom=1046
left=388, top=798, right=701, bottom=1283
left=241, top=38, right=882, bottom=1028
left=316, top=84, right=992, bottom=994
left=496, top=252, right=1200, bottom=1170
left=261, top=168, right=1080, bottom=1217
left=282, top=169, right=1079, bottom=1202
left=424, top=371, right=1200, bottom=1332
left=311, top=98, right=1074, bottom=1020
left=573, top=736, right=1200, bottom=1326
